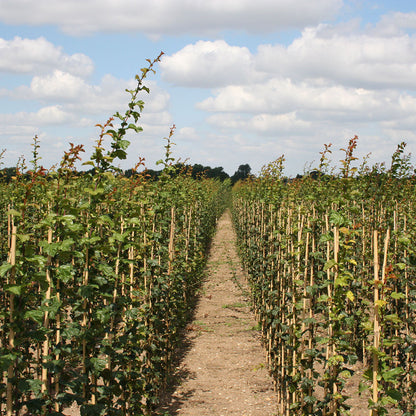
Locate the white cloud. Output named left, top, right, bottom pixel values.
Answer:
left=177, top=127, right=197, bottom=141
left=206, top=112, right=311, bottom=135
left=0, top=45, right=173, bottom=169
left=30, top=71, right=89, bottom=101
left=140, top=111, right=173, bottom=127
left=160, top=40, right=259, bottom=87
left=198, top=78, right=412, bottom=121
left=373, top=12, right=416, bottom=36
left=256, top=24, right=416, bottom=89
left=162, top=22, right=416, bottom=92
left=0, top=37, right=93, bottom=76
left=0, top=0, right=342, bottom=36
left=35, top=106, right=73, bottom=124
left=185, top=21, right=416, bottom=144
left=252, top=112, right=311, bottom=134
left=0, top=106, right=73, bottom=126
left=7, top=71, right=170, bottom=120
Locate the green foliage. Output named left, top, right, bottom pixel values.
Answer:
left=231, top=137, right=416, bottom=415
left=87, top=52, right=164, bottom=173
left=0, top=55, right=231, bottom=415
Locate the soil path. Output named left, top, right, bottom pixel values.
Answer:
left=157, top=209, right=278, bottom=415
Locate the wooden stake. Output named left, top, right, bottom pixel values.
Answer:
left=55, top=265, right=61, bottom=413
left=6, top=222, right=16, bottom=416
left=168, top=207, right=175, bottom=276
left=82, top=236, right=89, bottom=400
left=41, top=228, right=53, bottom=400
left=372, top=230, right=380, bottom=416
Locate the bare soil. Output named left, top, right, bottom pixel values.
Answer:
left=156, top=209, right=278, bottom=415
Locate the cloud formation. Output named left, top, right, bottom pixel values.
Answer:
left=2, top=4, right=416, bottom=175
left=159, top=21, right=416, bottom=144
left=0, top=0, right=342, bottom=36
left=0, top=37, right=93, bottom=76
left=162, top=24, right=416, bottom=90
left=256, top=25, right=416, bottom=89
left=160, top=40, right=258, bottom=88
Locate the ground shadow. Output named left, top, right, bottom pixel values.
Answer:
left=153, top=277, right=207, bottom=416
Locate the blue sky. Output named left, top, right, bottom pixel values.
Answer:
left=1, top=0, right=416, bottom=176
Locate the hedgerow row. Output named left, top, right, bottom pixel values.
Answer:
left=0, top=55, right=230, bottom=415
left=232, top=139, right=416, bottom=416
left=1, top=168, right=228, bottom=416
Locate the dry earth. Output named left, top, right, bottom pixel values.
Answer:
left=156, top=209, right=278, bottom=415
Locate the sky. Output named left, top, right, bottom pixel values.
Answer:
left=1, top=0, right=416, bottom=177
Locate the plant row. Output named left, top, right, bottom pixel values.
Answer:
left=0, top=54, right=230, bottom=415
left=0, top=163, right=229, bottom=415
left=232, top=142, right=416, bottom=416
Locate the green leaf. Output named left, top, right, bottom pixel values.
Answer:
left=18, top=378, right=42, bottom=395
left=375, top=300, right=387, bottom=308
left=398, top=236, right=411, bottom=245
left=0, top=263, right=13, bottom=277
left=112, top=149, right=127, bottom=159
left=118, top=139, right=131, bottom=149
left=303, top=317, right=317, bottom=325
left=384, top=314, right=401, bottom=323
left=7, top=209, right=22, bottom=217
left=317, top=294, right=329, bottom=302
left=6, top=285, right=23, bottom=295
left=335, top=276, right=349, bottom=287
left=17, top=233, right=31, bottom=242
left=81, top=403, right=107, bottom=416
left=330, top=211, right=345, bottom=226
left=386, top=389, right=402, bottom=401
left=25, top=309, right=45, bottom=324
left=90, top=357, right=107, bottom=374
left=304, top=395, right=316, bottom=404
left=323, top=259, right=337, bottom=271
left=127, top=124, right=143, bottom=133
left=382, top=367, right=403, bottom=382
left=60, top=238, right=75, bottom=251
left=390, top=291, right=406, bottom=300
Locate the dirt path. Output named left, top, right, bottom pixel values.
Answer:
left=157, top=209, right=278, bottom=415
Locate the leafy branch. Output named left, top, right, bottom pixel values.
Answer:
left=86, top=51, right=164, bottom=172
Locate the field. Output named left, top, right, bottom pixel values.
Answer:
left=0, top=58, right=415, bottom=415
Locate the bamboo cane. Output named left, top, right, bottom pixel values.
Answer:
left=330, top=225, right=339, bottom=416
left=165, top=207, right=175, bottom=369
left=323, top=213, right=333, bottom=416
left=372, top=230, right=380, bottom=416
left=82, top=235, right=89, bottom=401
left=41, top=228, right=53, bottom=399
left=403, top=216, right=411, bottom=393
left=54, top=263, right=61, bottom=413
left=362, top=203, right=368, bottom=367
left=6, top=222, right=16, bottom=416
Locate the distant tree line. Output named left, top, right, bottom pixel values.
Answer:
left=0, top=163, right=253, bottom=185
left=133, top=163, right=252, bottom=184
